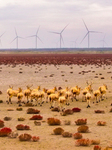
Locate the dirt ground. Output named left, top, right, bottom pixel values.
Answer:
left=0, top=54, right=112, bottom=150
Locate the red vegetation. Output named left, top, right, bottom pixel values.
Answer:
left=97, top=121, right=106, bottom=126
left=53, top=127, right=64, bottom=135
left=0, top=54, right=112, bottom=65
left=16, top=124, right=30, bottom=130
left=77, top=125, right=89, bottom=133
left=18, top=133, right=32, bottom=141
left=73, top=133, right=82, bottom=139
left=95, top=110, right=105, bottom=113
left=93, top=145, right=101, bottom=150
left=27, top=108, right=40, bottom=114
left=0, top=127, right=12, bottom=136
left=72, top=107, right=81, bottom=112
left=0, top=120, right=4, bottom=128
left=75, top=119, right=87, bottom=125
left=30, top=115, right=43, bottom=120
left=75, top=138, right=92, bottom=146
left=47, top=118, right=61, bottom=125
left=32, top=136, right=40, bottom=142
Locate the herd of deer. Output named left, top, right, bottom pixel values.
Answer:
left=6, top=81, right=108, bottom=110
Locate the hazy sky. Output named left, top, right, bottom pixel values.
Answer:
left=0, top=0, right=112, bottom=49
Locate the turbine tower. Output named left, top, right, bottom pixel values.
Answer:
left=50, top=24, right=69, bottom=48
left=100, top=34, right=107, bottom=47
left=27, top=26, right=43, bottom=49
left=71, top=38, right=78, bottom=48
left=81, top=19, right=101, bottom=48
left=11, top=28, right=23, bottom=49
left=0, top=32, right=5, bottom=46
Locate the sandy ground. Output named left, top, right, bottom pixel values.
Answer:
left=0, top=63, right=112, bottom=150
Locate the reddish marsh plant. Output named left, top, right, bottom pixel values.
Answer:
left=16, top=124, right=30, bottom=130
left=47, top=118, right=61, bottom=125
left=75, top=119, right=87, bottom=125
left=30, top=115, right=43, bottom=120
left=32, top=136, right=40, bottom=142
left=0, top=127, right=12, bottom=136
left=73, top=133, right=82, bottom=139
left=77, top=125, right=89, bottom=133
left=93, top=145, right=101, bottom=150
left=75, top=138, right=92, bottom=146
left=72, top=107, right=81, bottom=112
left=18, top=133, right=32, bottom=141
left=0, top=120, right=4, bottom=128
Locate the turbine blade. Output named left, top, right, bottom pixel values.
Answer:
left=0, top=32, right=5, bottom=37
left=103, top=34, right=106, bottom=40
left=15, top=28, right=17, bottom=36
left=90, top=31, right=102, bottom=33
left=61, top=35, right=64, bottom=44
left=80, top=32, right=88, bottom=44
left=37, top=36, right=43, bottom=44
left=82, top=19, right=89, bottom=31
left=49, top=31, right=60, bottom=34
left=75, top=37, right=78, bottom=42
left=10, top=37, right=17, bottom=43
left=18, top=36, right=24, bottom=39
left=104, top=40, right=108, bottom=45
left=61, top=24, right=69, bottom=33
left=26, top=35, right=35, bottom=38
left=36, top=26, right=40, bottom=35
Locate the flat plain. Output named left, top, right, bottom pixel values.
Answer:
left=0, top=53, right=112, bottom=150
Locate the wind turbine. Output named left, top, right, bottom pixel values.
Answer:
left=11, top=28, right=23, bottom=49
left=0, top=32, right=5, bottom=46
left=27, top=26, right=43, bottom=49
left=70, top=38, right=78, bottom=48
left=50, top=24, right=69, bottom=48
left=81, top=19, right=101, bottom=48
left=99, top=34, right=108, bottom=47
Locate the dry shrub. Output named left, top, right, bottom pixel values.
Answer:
left=51, top=107, right=60, bottom=112
left=0, top=100, right=3, bottom=103
left=75, top=119, right=87, bottom=125
left=30, top=115, right=43, bottom=120
left=53, top=127, right=64, bottom=135
left=16, top=124, right=30, bottom=130
left=18, top=117, right=25, bottom=121
left=0, top=91, right=2, bottom=95
left=19, top=133, right=32, bottom=141
left=77, top=125, right=89, bottom=133
left=62, top=131, right=72, bottom=138
left=32, top=136, right=40, bottom=142
left=93, top=145, right=101, bottom=150
left=0, top=120, right=4, bottom=128
left=109, top=108, right=112, bottom=112
left=73, top=133, right=82, bottom=139
left=95, top=110, right=105, bottom=113
left=47, top=118, right=61, bottom=125
left=34, top=121, right=41, bottom=126
left=75, top=138, right=92, bottom=146
left=16, top=107, right=23, bottom=111
left=97, top=121, right=106, bottom=126
left=4, top=117, right=12, bottom=121
left=27, top=108, right=40, bottom=114
left=63, top=109, right=73, bottom=115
